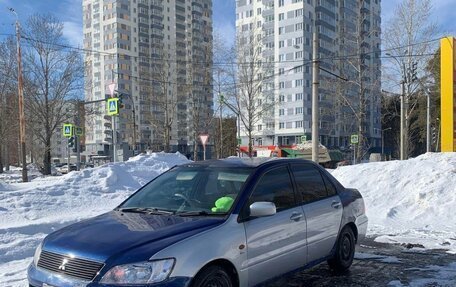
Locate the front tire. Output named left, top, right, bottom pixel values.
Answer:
left=328, top=226, right=356, bottom=272
left=191, top=265, right=234, bottom=287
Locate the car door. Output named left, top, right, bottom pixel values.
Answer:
left=290, top=163, right=343, bottom=263
left=242, top=165, right=307, bottom=286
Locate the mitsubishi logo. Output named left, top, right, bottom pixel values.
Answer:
left=58, top=258, right=69, bottom=271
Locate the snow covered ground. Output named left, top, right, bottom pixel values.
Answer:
left=0, top=152, right=190, bottom=286
left=331, top=152, right=456, bottom=253
left=0, top=152, right=455, bottom=286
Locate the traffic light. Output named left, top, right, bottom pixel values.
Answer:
left=431, top=127, right=437, bottom=144
left=118, top=95, right=124, bottom=109
left=68, top=136, right=75, bottom=148
left=72, top=138, right=78, bottom=153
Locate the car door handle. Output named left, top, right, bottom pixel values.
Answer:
left=290, top=212, right=303, bottom=221
left=331, top=201, right=342, bottom=209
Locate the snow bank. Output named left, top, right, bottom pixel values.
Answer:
left=331, top=152, right=456, bottom=253
left=0, top=164, right=44, bottom=184
left=1, top=152, right=455, bottom=286
left=0, top=152, right=190, bottom=286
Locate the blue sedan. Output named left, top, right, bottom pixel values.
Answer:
left=28, top=158, right=368, bottom=287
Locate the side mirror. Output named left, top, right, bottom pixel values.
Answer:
left=249, top=202, right=276, bottom=217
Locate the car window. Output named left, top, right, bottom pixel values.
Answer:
left=290, top=164, right=328, bottom=203
left=322, top=173, right=337, bottom=196
left=121, top=167, right=252, bottom=214
left=249, top=166, right=296, bottom=211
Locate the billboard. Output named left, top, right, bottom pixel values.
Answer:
left=441, top=37, right=456, bottom=152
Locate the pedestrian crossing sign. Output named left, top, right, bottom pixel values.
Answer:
left=63, top=124, right=73, bottom=137
left=107, top=98, right=119, bottom=116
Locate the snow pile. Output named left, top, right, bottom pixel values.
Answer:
left=0, top=152, right=190, bottom=286
left=294, top=140, right=326, bottom=150
left=0, top=164, right=43, bottom=184
left=331, top=152, right=456, bottom=253
left=0, top=182, right=12, bottom=191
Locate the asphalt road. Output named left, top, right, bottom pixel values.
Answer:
left=266, top=238, right=456, bottom=287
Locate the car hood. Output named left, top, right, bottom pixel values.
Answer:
left=43, top=211, right=225, bottom=263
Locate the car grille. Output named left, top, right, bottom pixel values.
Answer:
left=37, top=250, right=104, bottom=281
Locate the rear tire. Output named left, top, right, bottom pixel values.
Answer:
left=191, top=265, right=234, bottom=287
left=328, top=226, right=355, bottom=272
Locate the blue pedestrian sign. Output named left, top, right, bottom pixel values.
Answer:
left=107, top=98, right=119, bottom=116
left=63, top=124, right=73, bottom=137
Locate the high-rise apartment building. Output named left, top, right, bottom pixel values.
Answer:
left=236, top=0, right=381, bottom=150
left=83, top=0, right=213, bottom=158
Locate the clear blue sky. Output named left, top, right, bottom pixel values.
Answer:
left=1, top=1, right=455, bottom=48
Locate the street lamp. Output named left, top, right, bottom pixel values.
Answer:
left=385, top=52, right=406, bottom=160
left=381, top=127, right=392, bottom=160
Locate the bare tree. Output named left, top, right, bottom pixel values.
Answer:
left=22, top=14, right=83, bottom=174
left=0, top=37, right=18, bottom=172
left=226, top=21, right=275, bottom=157
left=186, top=43, right=214, bottom=160
left=150, top=50, right=178, bottom=153
left=383, top=0, right=439, bottom=158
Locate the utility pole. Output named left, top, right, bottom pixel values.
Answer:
left=386, top=52, right=407, bottom=160
left=67, top=140, right=71, bottom=173
left=426, top=91, right=430, bottom=152
left=112, top=115, right=117, bottom=162
left=76, top=134, right=81, bottom=170
left=10, top=8, right=28, bottom=182
left=219, top=98, right=223, bottom=159
left=73, top=101, right=81, bottom=171
left=301, top=0, right=305, bottom=141
left=400, top=80, right=406, bottom=160
left=311, top=28, right=320, bottom=163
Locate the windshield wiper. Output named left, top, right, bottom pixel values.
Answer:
left=116, top=207, right=175, bottom=215
left=175, top=210, right=223, bottom=217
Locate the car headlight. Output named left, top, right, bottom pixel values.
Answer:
left=33, top=242, right=42, bottom=266
left=100, top=259, right=175, bottom=285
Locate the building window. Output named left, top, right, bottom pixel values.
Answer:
left=279, top=122, right=285, bottom=129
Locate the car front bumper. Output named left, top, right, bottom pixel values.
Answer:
left=28, top=263, right=192, bottom=287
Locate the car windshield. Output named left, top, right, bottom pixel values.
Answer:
left=119, top=166, right=253, bottom=215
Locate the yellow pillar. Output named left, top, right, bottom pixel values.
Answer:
left=440, top=37, right=456, bottom=152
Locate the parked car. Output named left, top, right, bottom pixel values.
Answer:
left=28, top=158, right=368, bottom=287
left=57, top=164, right=77, bottom=174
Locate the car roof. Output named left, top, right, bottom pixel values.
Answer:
left=179, top=157, right=316, bottom=169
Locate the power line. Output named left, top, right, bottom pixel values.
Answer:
left=4, top=33, right=441, bottom=67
